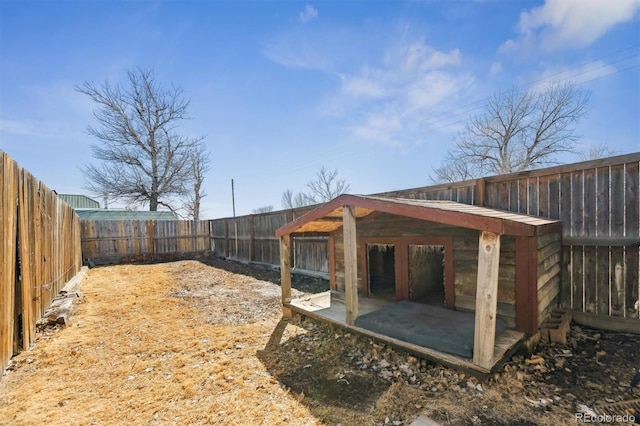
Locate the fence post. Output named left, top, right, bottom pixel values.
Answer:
left=223, top=219, right=229, bottom=258
left=147, top=220, right=155, bottom=254
left=286, top=210, right=295, bottom=267
left=475, top=178, right=486, bottom=207
left=249, top=214, right=255, bottom=262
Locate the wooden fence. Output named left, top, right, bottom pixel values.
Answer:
left=81, top=220, right=214, bottom=264
left=1, top=151, right=82, bottom=373
left=211, top=153, right=640, bottom=322
left=211, top=207, right=330, bottom=274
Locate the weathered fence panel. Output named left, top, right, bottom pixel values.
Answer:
left=253, top=212, right=288, bottom=265
left=1, top=150, right=82, bottom=373
left=294, top=237, right=329, bottom=273
left=80, top=219, right=213, bottom=264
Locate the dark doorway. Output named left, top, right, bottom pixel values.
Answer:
left=367, top=244, right=395, bottom=299
left=409, top=245, right=445, bottom=306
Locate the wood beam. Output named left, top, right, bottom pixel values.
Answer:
left=515, top=236, right=539, bottom=334
left=328, top=235, right=336, bottom=291
left=395, top=243, right=409, bottom=301
left=473, top=231, right=501, bottom=369
left=279, top=235, right=292, bottom=317
left=343, top=205, right=358, bottom=325
left=475, top=178, right=486, bottom=207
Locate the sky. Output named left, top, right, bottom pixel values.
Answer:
left=1, top=0, right=639, bottom=219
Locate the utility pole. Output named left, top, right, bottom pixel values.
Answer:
left=231, top=178, right=236, bottom=217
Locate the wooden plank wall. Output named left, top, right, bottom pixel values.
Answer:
left=537, top=233, right=562, bottom=322
left=1, top=151, right=82, bottom=373
left=80, top=219, right=213, bottom=264
left=208, top=153, right=640, bottom=321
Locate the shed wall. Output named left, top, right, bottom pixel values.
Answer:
left=537, top=232, right=562, bottom=322
left=331, top=214, right=526, bottom=328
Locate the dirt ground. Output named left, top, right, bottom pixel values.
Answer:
left=1, top=258, right=638, bottom=425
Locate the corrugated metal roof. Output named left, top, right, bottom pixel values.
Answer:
left=58, top=194, right=100, bottom=209
left=76, top=209, right=176, bottom=221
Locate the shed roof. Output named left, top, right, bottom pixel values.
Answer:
left=275, top=194, right=561, bottom=237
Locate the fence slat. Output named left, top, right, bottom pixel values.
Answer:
left=1, top=150, right=82, bottom=373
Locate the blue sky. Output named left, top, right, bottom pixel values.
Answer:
left=1, top=0, right=639, bottom=219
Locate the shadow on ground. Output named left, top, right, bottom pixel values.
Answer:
left=256, top=318, right=399, bottom=425
left=199, top=256, right=329, bottom=294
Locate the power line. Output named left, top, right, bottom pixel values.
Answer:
left=419, top=45, right=639, bottom=130
left=426, top=62, right=640, bottom=132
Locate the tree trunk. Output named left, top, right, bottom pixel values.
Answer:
left=149, top=195, right=158, bottom=211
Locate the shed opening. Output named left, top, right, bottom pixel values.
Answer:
left=409, top=245, right=445, bottom=306
left=367, top=244, right=395, bottom=299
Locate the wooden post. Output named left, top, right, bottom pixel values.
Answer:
left=279, top=234, right=292, bottom=317
left=395, top=242, right=409, bottom=301
left=234, top=222, right=238, bottom=258
left=515, top=236, right=539, bottom=334
left=475, top=178, right=486, bottom=207
left=343, top=205, right=358, bottom=325
left=473, top=231, right=501, bottom=369
left=223, top=219, right=229, bottom=258
left=147, top=220, right=155, bottom=254
left=328, top=235, right=336, bottom=291
left=249, top=215, right=255, bottom=262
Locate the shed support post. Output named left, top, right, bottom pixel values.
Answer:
left=515, top=236, right=539, bottom=334
left=473, top=231, right=501, bottom=369
left=343, top=205, right=358, bottom=325
left=280, top=234, right=292, bottom=318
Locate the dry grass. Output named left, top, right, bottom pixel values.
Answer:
left=1, top=260, right=636, bottom=426
left=0, top=261, right=318, bottom=426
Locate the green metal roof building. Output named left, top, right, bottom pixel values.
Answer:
left=58, top=194, right=101, bottom=209
left=75, top=209, right=176, bottom=221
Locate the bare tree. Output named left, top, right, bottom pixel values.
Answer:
left=281, top=188, right=314, bottom=209
left=281, top=166, right=351, bottom=209
left=307, top=166, right=351, bottom=202
left=281, top=189, right=295, bottom=209
left=252, top=205, right=274, bottom=213
left=577, top=143, right=618, bottom=161
left=183, top=142, right=211, bottom=221
left=77, top=68, right=206, bottom=211
left=430, top=151, right=477, bottom=184
left=431, top=83, right=590, bottom=183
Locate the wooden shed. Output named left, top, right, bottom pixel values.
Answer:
left=276, top=194, right=563, bottom=374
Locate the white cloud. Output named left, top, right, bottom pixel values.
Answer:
left=349, top=109, right=403, bottom=145
left=299, top=4, right=318, bottom=23
left=501, top=0, right=640, bottom=53
left=489, top=61, right=502, bottom=77
left=0, top=118, right=45, bottom=139
left=262, top=33, right=331, bottom=70
left=383, top=41, right=462, bottom=73
left=329, top=40, right=473, bottom=146
left=264, top=25, right=473, bottom=147
left=339, top=73, right=387, bottom=99
left=0, top=81, right=93, bottom=152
